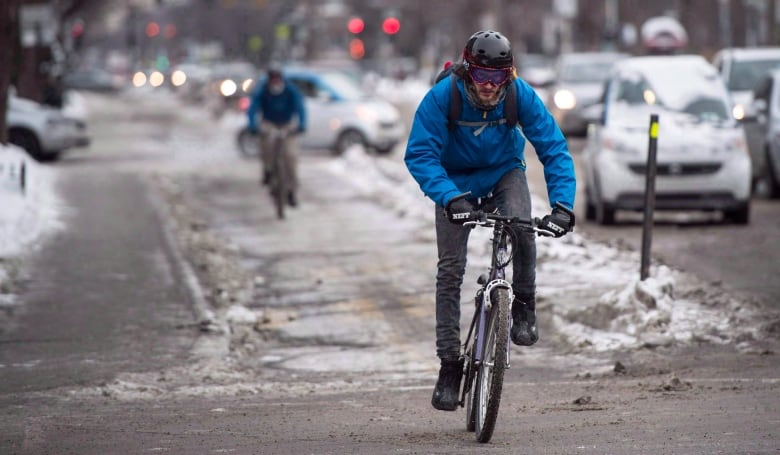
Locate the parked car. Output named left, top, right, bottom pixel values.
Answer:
left=582, top=55, right=752, bottom=225
left=62, top=67, right=123, bottom=93
left=242, top=67, right=404, bottom=155
left=712, top=47, right=780, bottom=120
left=712, top=47, right=780, bottom=187
left=203, top=61, right=258, bottom=118
left=546, top=51, right=629, bottom=136
left=6, top=91, right=90, bottom=162
left=742, top=69, right=780, bottom=198
left=516, top=53, right=555, bottom=100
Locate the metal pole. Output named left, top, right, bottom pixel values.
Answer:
left=20, top=160, right=25, bottom=194
left=640, top=114, right=659, bottom=281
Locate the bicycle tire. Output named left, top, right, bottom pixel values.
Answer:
left=272, top=137, right=287, bottom=219
left=464, top=343, right=478, bottom=432
left=474, top=287, right=509, bottom=443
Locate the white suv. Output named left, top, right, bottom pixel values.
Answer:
left=6, top=92, right=90, bottom=162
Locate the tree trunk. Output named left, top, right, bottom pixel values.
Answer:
left=0, top=0, right=21, bottom=145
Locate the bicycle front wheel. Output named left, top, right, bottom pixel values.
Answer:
left=464, top=344, right=478, bottom=432
left=474, top=287, right=510, bottom=443
left=271, top=139, right=288, bottom=219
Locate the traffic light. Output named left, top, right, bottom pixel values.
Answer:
left=71, top=19, right=85, bottom=49
left=382, top=17, right=400, bottom=35
left=349, top=38, right=365, bottom=59
left=347, top=17, right=364, bottom=35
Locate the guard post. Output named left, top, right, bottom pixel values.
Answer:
left=640, top=114, right=659, bottom=280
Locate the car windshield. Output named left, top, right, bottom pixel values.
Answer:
left=561, top=60, right=618, bottom=83
left=319, top=71, right=366, bottom=101
left=609, top=63, right=732, bottom=127
left=728, top=58, right=780, bottom=91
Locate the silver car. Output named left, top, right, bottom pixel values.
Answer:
left=583, top=55, right=752, bottom=225
left=546, top=52, right=628, bottom=136
left=7, top=92, right=90, bottom=162
left=712, top=47, right=780, bottom=120
left=742, top=69, right=780, bottom=198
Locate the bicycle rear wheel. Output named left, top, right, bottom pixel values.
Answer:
left=474, top=287, right=510, bottom=443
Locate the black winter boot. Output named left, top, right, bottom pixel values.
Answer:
left=511, top=299, right=539, bottom=346
left=431, top=357, right=464, bottom=411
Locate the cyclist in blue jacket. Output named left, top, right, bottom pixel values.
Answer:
left=404, top=31, right=577, bottom=411
left=247, top=64, right=307, bottom=206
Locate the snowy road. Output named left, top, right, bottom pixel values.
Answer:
left=1, top=86, right=779, bottom=453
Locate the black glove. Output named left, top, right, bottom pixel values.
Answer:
left=538, top=203, right=575, bottom=238
left=445, top=197, right=476, bottom=224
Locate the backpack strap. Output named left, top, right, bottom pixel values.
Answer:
left=504, top=81, right=518, bottom=129
left=448, top=74, right=461, bottom=131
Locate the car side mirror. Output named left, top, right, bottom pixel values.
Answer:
left=581, top=102, right=605, bottom=126
left=742, top=99, right=766, bottom=123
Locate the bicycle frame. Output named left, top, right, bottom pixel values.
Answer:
left=262, top=124, right=294, bottom=219
left=462, top=217, right=515, bottom=387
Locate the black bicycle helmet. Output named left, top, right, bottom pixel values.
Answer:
left=267, top=62, right=283, bottom=79
left=462, top=30, right=514, bottom=69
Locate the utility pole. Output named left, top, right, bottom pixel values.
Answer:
left=770, top=0, right=779, bottom=45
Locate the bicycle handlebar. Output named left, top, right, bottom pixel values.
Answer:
left=450, top=192, right=555, bottom=237
left=462, top=212, right=553, bottom=237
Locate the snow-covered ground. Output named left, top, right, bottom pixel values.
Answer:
left=0, top=78, right=764, bottom=356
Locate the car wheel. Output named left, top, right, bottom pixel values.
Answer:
left=592, top=177, right=615, bottom=225
left=334, top=129, right=366, bottom=156
left=374, top=144, right=397, bottom=155
left=584, top=185, right=597, bottom=221
left=9, top=129, right=44, bottom=160
left=236, top=127, right=259, bottom=159
left=766, top=148, right=780, bottom=199
left=724, top=202, right=750, bottom=225
left=596, top=200, right=616, bottom=225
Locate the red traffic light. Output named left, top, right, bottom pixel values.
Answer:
left=71, top=20, right=85, bottom=38
left=347, top=17, right=364, bottom=34
left=382, top=17, right=400, bottom=35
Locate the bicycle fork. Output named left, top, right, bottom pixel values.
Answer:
left=481, top=279, right=513, bottom=369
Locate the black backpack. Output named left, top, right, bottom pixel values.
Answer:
left=434, top=63, right=519, bottom=132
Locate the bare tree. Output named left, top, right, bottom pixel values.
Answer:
left=1, top=0, right=21, bottom=145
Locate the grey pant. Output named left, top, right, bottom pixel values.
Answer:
left=258, top=121, right=299, bottom=192
left=434, top=168, right=536, bottom=359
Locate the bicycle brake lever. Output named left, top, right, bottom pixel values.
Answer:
left=532, top=217, right=556, bottom=237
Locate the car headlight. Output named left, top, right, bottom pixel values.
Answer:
left=553, top=89, right=576, bottom=110
left=45, top=115, right=67, bottom=127
left=732, top=103, right=745, bottom=120
left=171, top=70, right=187, bottom=87
left=603, top=135, right=640, bottom=155
left=149, top=71, right=165, bottom=87
left=220, top=79, right=237, bottom=97
left=241, top=78, right=254, bottom=93
left=132, top=71, right=147, bottom=87
left=355, top=105, right=378, bottom=122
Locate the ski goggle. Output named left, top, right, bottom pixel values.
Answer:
left=469, top=65, right=510, bottom=86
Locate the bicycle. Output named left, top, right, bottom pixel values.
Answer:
left=450, top=193, right=552, bottom=443
left=262, top=123, right=298, bottom=220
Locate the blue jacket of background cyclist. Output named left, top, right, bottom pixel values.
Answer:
left=404, top=76, right=576, bottom=210
left=247, top=78, right=306, bottom=132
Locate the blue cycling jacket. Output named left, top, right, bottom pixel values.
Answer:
left=247, top=79, right=306, bottom=131
left=404, top=77, right=576, bottom=210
